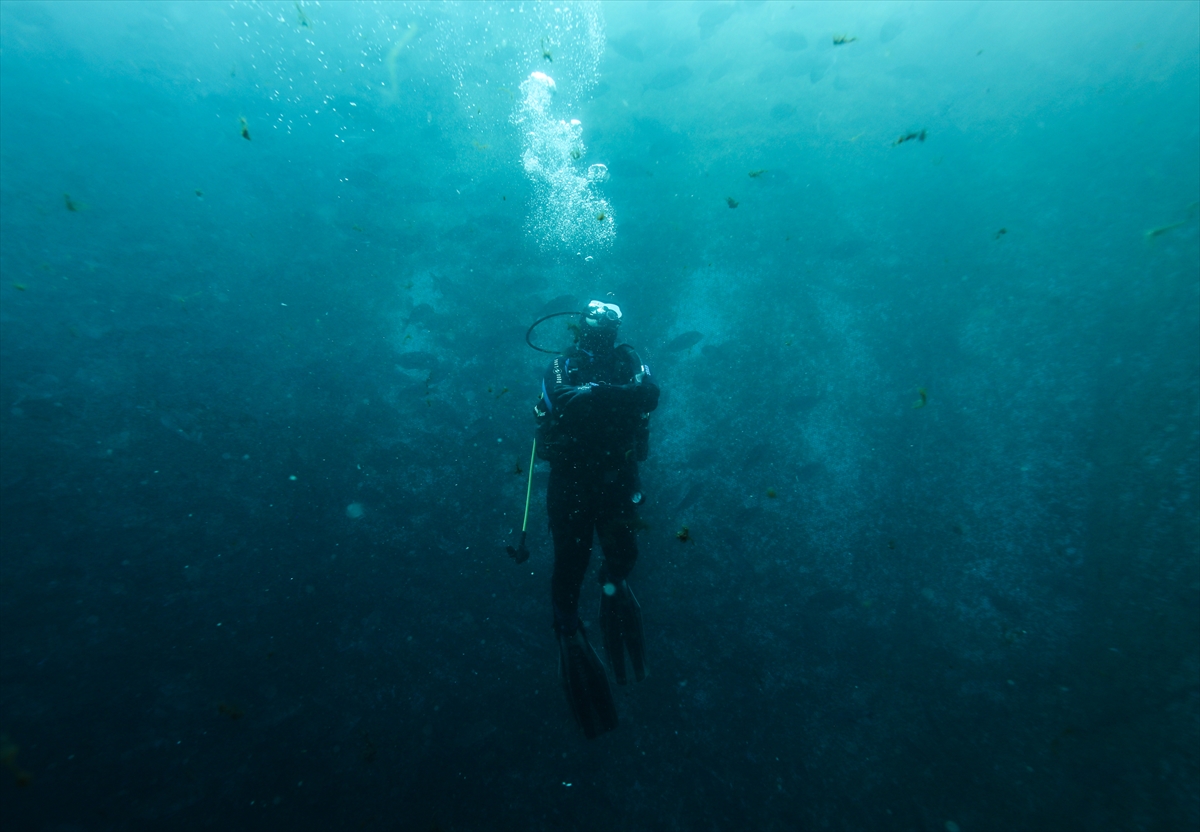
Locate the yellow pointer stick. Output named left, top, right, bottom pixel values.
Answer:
left=507, top=438, right=537, bottom=563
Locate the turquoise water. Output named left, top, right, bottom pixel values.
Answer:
left=1, top=2, right=1197, bottom=829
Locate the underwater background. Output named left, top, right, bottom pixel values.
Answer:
left=1, top=1, right=1197, bottom=830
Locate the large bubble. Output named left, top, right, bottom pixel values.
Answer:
left=514, top=70, right=614, bottom=257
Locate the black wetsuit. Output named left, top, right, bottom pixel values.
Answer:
left=534, top=344, right=660, bottom=635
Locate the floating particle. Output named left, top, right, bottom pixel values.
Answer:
left=893, top=129, right=926, bottom=146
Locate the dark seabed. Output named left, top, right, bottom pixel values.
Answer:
left=1, top=2, right=1197, bottom=830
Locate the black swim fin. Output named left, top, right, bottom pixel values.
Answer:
left=557, top=626, right=618, bottom=739
left=599, top=580, right=646, bottom=685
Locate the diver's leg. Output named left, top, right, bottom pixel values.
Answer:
left=547, top=465, right=594, bottom=635
left=597, top=465, right=647, bottom=683
left=548, top=465, right=619, bottom=737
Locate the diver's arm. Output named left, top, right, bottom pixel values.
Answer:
left=540, top=357, right=575, bottom=414
left=547, top=353, right=660, bottom=412
left=588, top=365, right=659, bottom=412
left=589, top=379, right=658, bottom=412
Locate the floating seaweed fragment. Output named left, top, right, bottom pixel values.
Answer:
left=239, top=117, right=251, bottom=140
left=195, top=189, right=203, bottom=198
left=12, top=283, right=26, bottom=291
left=63, top=193, right=79, bottom=211
left=833, top=34, right=857, bottom=45
left=1003, top=627, right=1028, bottom=645
left=912, top=387, right=927, bottom=408
left=893, top=130, right=926, bottom=146
left=676, top=526, right=691, bottom=543
left=726, top=196, right=739, bottom=209
left=0, top=734, right=31, bottom=786
left=597, top=212, right=607, bottom=222
left=295, top=2, right=311, bottom=29
left=1146, top=220, right=1188, bottom=238
left=383, top=24, right=418, bottom=101
left=995, top=227, right=1007, bottom=239
left=1145, top=205, right=1198, bottom=239
left=766, top=488, right=777, bottom=499
left=748, top=169, right=768, bottom=178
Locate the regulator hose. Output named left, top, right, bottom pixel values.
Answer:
left=525, top=311, right=583, bottom=354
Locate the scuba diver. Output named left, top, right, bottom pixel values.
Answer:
left=532, top=300, right=660, bottom=738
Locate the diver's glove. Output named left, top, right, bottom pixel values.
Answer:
left=557, top=383, right=597, bottom=407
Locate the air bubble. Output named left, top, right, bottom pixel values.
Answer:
left=513, top=71, right=614, bottom=258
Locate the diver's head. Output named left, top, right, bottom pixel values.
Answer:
left=578, top=300, right=621, bottom=352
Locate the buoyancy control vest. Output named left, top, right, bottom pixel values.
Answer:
left=533, top=344, right=653, bottom=467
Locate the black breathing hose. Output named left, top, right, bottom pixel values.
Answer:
left=525, top=311, right=583, bottom=354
